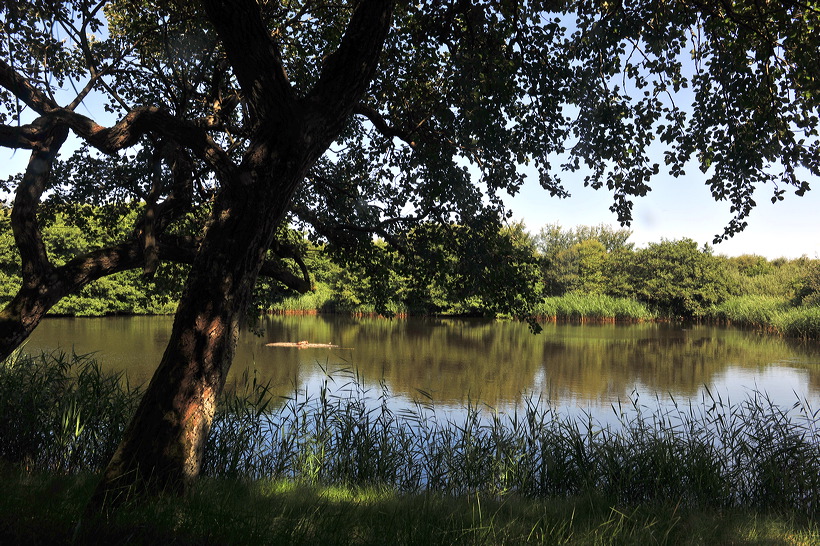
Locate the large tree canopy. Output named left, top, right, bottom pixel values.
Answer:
left=1, top=0, right=818, bottom=509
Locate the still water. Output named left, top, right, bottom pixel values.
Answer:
left=24, top=314, right=820, bottom=417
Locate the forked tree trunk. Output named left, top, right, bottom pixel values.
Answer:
left=87, top=0, right=395, bottom=512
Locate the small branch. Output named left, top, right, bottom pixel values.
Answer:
left=294, top=205, right=407, bottom=256
left=32, top=106, right=236, bottom=180
left=353, top=103, right=417, bottom=148
left=158, top=234, right=312, bottom=293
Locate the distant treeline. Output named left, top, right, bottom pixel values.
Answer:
left=270, top=222, right=820, bottom=337
left=0, top=205, right=818, bottom=337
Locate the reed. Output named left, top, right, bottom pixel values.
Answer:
left=175, top=369, right=820, bottom=516
left=4, top=352, right=819, bottom=520
left=707, top=295, right=790, bottom=328
left=268, top=283, right=335, bottom=313
left=3, top=353, right=820, bottom=543
left=266, top=284, right=409, bottom=316
left=532, top=293, right=654, bottom=322
left=707, top=296, right=820, bottom=339
left=0, top=349, right=140, bottom=473
left=774, top=306, right=820, bottom=339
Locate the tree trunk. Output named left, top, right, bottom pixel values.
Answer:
left=88, top=163, right=304, bottom=508
left=87, top=0, right=395, bottom=512
left=0, top=287, right=58, bottom=361
left=0, top=126, right=69, bottom=360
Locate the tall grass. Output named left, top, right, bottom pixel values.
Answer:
left=3, top=352, right=818, bottom=519
left=776, top=306, right=820, bottom=339
left=267, top=283, right=335, bottom=313
left=0, top=349, right=141, bottom=473
left=532, top=293, right=654, bottom=322
left=266, top=283, right=409, bottom=316
left=708, top=295, right=820, bottom=339
left=208, top=373, right=820, bottom=515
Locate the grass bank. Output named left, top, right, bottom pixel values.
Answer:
left=269, top=291, right=656, bottom=322
left=266, top=283, right=409, bottom=317
left=2, top=351, right=819, bottom=543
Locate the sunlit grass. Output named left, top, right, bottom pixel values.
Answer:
left=2, top=467, right=818, bottom=545
left=708, top=296, right=820, bottom=339
left=266, top=283, right=409, bottom=316
left=268, top=283, right=334, bottom=313
left=533, top=293, right=655, bottom=322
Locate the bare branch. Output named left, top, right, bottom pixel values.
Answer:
left=158, top=235, right=312, bottom=293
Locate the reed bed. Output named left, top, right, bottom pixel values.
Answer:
left=2, top=352, right=820, bottom=519
left=532, top=293, right=654, bottom=322
left=708, top=296, right=820, bottom=339
left=0, top=349, right=141, bottom=473
left=267, top=284, right=336, bottom=313
left=266, top=284, right=409, bottom=317
left=773, top=306, right=820, bottom=339
left=707, top=295, right=791, bottom=328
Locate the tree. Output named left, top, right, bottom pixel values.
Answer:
left=535, top=224, right=632, bottom=295
left=534, top=223, right=634, bottom=256
left=399, top=220, right=542, bottom=317
left=624, top=239, right=732, bottom=317
left=1, top=0, right=818, bottom=509
left=552, top=238, right=609, bottom=295
left=0, top=202, right=192, bottom=315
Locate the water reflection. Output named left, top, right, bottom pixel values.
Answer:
left=25, top=315, right=820, bottom=412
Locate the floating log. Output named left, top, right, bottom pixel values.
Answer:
left=265, top=340, right=344, bottom=349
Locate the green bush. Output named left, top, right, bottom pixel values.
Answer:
left=623, top=239, right=732, bottom=318
left=791, top=261, right=820, bottom=307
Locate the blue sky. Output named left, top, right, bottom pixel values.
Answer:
left=505, top=165, right=820, bottom=260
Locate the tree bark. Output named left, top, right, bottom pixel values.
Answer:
left=87, top=0, right=396, bottom=510
left=89, top=159, right=307, bottom=507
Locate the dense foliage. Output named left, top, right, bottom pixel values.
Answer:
left=0, top=204, right=185, bottom=315
left=2, top=208, right=817, bottom=326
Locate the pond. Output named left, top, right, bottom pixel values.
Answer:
left=23, top=314, right=820, bottom=421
